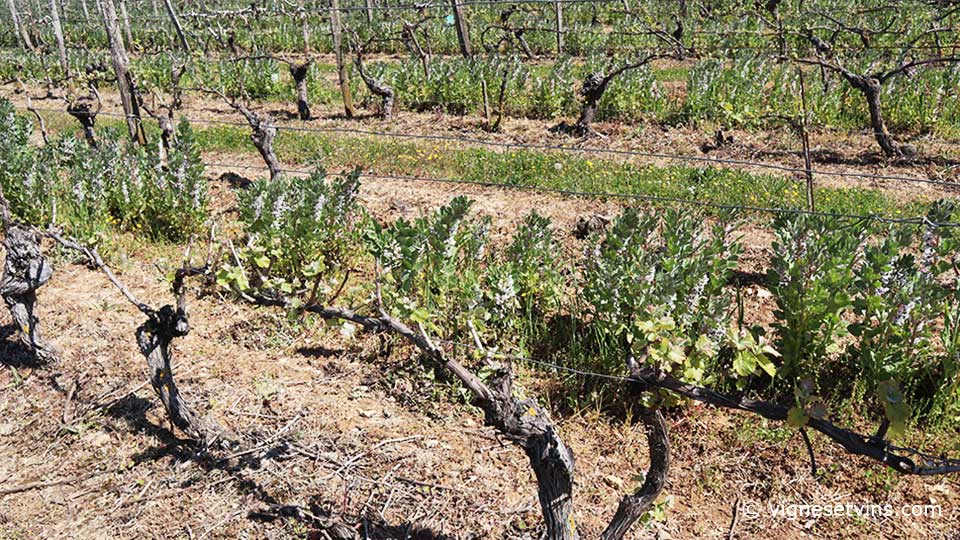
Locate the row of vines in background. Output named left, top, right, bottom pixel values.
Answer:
left=0, top=1, right=735, bottom=57
left=7, top=48, right=960, bottom=139
left=0, top=99, right=208, bottom=244
left=9, top=0, right=951, bottom=58
left=216, top=162, right=960, bottom=434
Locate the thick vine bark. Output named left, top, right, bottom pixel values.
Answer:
left=851, top=76, right=915, bottom=159
left=157, top=113, right=175, bottom=152
left=477, top=367, right=577, bottom=540
left=0, top=198, right=57, bottom=364
left=600, top=369, right=670, bottom=540
left=136, top=287, right=226, bottom=448
left=289, top=62, right=312, bottom=120
left=354, top=53, right=395, bottom=120
left=573, top=73, right=606, bottom=133
left=49, top=233, right=229, bottom=449
left=234, top=103, right=282, bottom=180
left=798, top=26, right=960, bottom=159
left=557, top=56, right=658, bottom=136
left=250, top=292, right=676, bottom=540
left=239, top=108, right=282, bottom=181
left=67, top=102, right=99, bottom=147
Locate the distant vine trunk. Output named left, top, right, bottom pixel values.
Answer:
left=354, top=54, right=395, bottom=120
left=289, top=62, right=312, bottom=120
left=236, top=105, right=282, bottom=180
left=852, top=77, right=914, bottom=159
left=571, top=73, right=608, bottom=134
left=67, top=99, right=99, bottom=147
left=560, top=56, right=658, bottom=136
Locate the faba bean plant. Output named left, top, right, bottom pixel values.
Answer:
left=0, top=99, right=208, bottom=244
left=220, top=168, right=960, bottom=432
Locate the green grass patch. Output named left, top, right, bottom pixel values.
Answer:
left=194, top=123, right=918, bottom=219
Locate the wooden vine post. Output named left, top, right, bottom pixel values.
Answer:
left=118, top=0, right=133, bottom=48
left=554, top=0, right=563, bottom=57
left=48, top=0, right=69, bottom=77
left=5, top=0, right=35, bottom=52
left=298, top=0, right=310, bottom=52
left=798, top=67, right=815, bottom=212
left=450, top=0, right=472, bottom=59
left=97, top=0, right=146, bottom=145
left=329, top=0, right=356, bottom=118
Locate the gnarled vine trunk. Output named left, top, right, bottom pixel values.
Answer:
left=402, top=22, right=431, bottom=78
left=136, top=304, right=226, bottom=447
left=573, top=73, right=608, bottom=134
left=67, top=101, right=99, bottom=147
left=354, top=55, right=395, bottom=120
left=274, top=297, right=671, bottom=540
left=1, top=223, right=57, bottom=363
left=47, top=232, right=231, bottom=449
left=290, top=62, right=312, bottom=120
left=156, top=113, right=175, bottom=163
left=559, top=56, right=658, bottom=136
left=600, top=407, right=669, bottom=540
left=850, top=76, right=915, bottom=159
left=478, top=369, right=578, bottom=540
left=235, top=105, right=282, bottom=180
